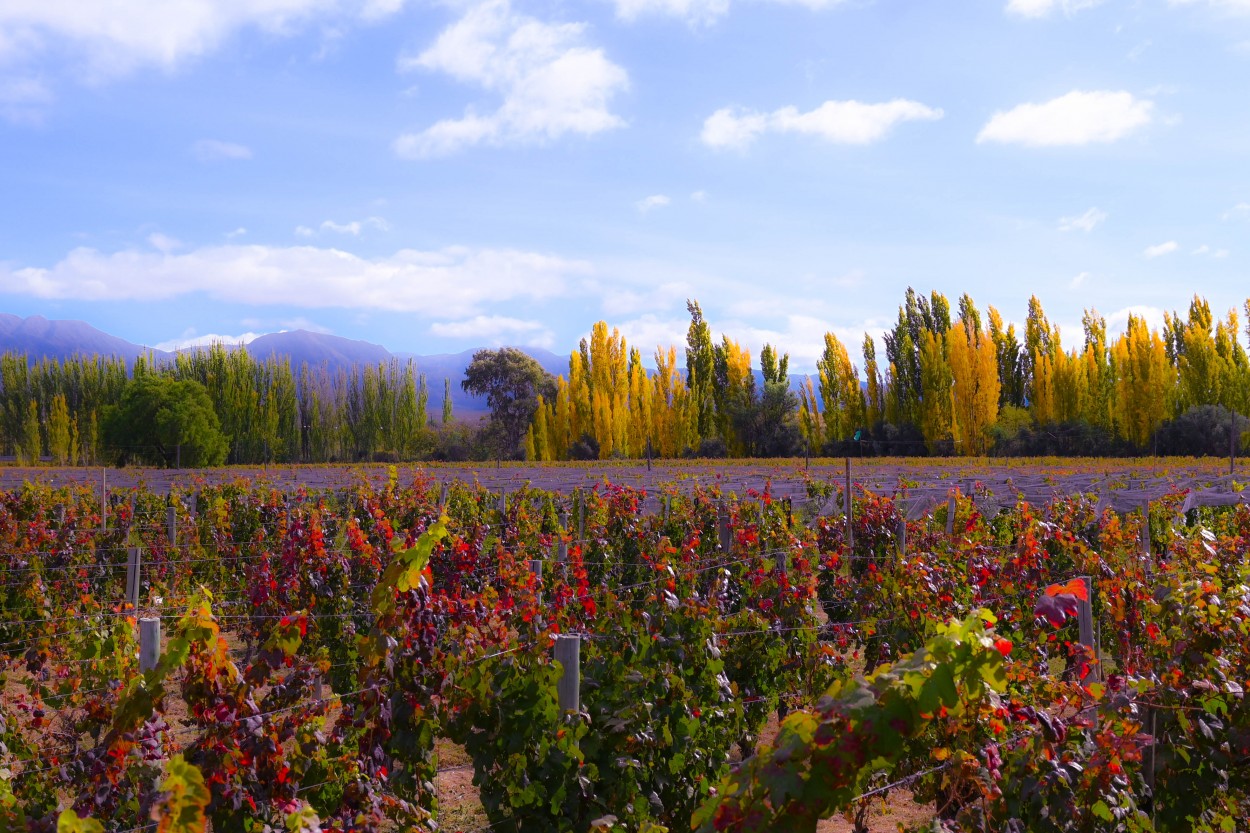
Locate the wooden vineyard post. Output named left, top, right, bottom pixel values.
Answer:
left=1076, top=575, right=1100, bottom=725
left=844, top=458, right=854, bottom=555
left=439, top=483, right=448, bottom=513
left=125, top=546, right=142, bottom=611
left=945, top=495, right=957, bottom=537
left=645, top=437, right=652, bottom=472
left=101, top=468, right=108, bottom=531
left=578, top=490, right=586, bottom=542
left=167, top=505, right=177, bottom=549
left=897, top=518, right=907, bottom=558
left=1232, top=405, right=1238, bottom=478
left=718, top=501, right=731, bottom=553
left=139, top=617, right=161, bottom=672
left=189, top=491, right=198, bottom=522
left=784, top=496, right=793, bottom=530
left=1140, top=501, right=1152, bottom=568
left=498, top=489, right=507, bottom=524
left=554, top=634, right=580, bottom=713
left=530, top=557, right=543, bottom=604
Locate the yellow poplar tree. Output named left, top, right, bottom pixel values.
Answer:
left=918, top=330, right=955, bottom=453
left=1112, top=314, right=1174, bottom=448
left=948, top=317, right=1000, bottom=455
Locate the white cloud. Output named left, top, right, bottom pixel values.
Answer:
left=610, top=0, right=848, bottom=24
left=0, top=1, right=410, bottom=80
left=1106, top=304, right=1167, bottom=334
left=1070, top=271, right=1090, bottom=288
left=612, top=0, right=730, bottom=24
left=1223, top=202, right=1250, bottom=221
left=0, top=75, right=52, bottom=123
left=3, top=242, right=592, bottom=318
left=1193, top=244, right=1231, bottom=258
left=154, top=330, right=265, bottom=352
left=636, top=194, right=670, bottom=213
left=147, top=232, right=181, bottom=253
left=701, top=98, right=943, bottom=150
left=607, top=314, right=690, bottom=357
left=294, top=225, right=315, bottom=237
left=976, top=90, right=1154, bottom=147
left=599, top=281, right=692, bottom=317
left=394, top=0, right=628, bottom=158
left=429, top=314, right=554, bottom=347
left=1171, top=1, right=1250, bottom=14
left=191, top=139, right=252, bottom=162
left=690, top=190, right=707, bottom=202
left=226, top=227, right=247, bottom=239
left=1006, top=0, right=1104, bottom=18
left=319, top=216, right=390, bottom=235
left=1143, top=240, right=1178, bottom=258
left=1058, top=207, right=1107, bottom=232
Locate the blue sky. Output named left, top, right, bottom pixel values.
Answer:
left=1, top=0, right=1249, bottom=370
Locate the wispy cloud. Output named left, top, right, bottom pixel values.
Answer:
left=1223, top=201, right=1250, bottom=221
left=154, top=330, right=265, bottom=352
left=191, top=139, right=252, bottom=162
left=3, top=243, right=592, bottom=318
left=429, top=315, right=555, bottom=347
left=147, top=233, right=182, bottom=253
left=610, top=0, right=849, bottom=25
left=977, top=90, right=1153, bottom=147
left=1070, top=271, right=1090, bottom=288
left=1058, top=207, right=1107, bottom=232
left=394, top=0, right=628, bottom=158
left=1005, top=0, right=1105, bottom=18
left=1144, top=240, right=1178, bottom=258
left=319, top=217, right=390, bottom=235
left=636, top=194, right=670, bottom=213
left=0, top=76, right=53, bottom=124
left=701, top=98, right=943, bottom=150
left=0, top=1, right=411, bottom=82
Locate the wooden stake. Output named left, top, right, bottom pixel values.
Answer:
left=101, top=468, right=108, bottom=531
left=946, top=495, right=957, bottom=537
left=844, top=458, right=853, bottom=554
left=554, top=635, right=580, bottom=713
left=167, top=505, right=177, bottom=548
left=718, top=501, right=731, bottom=552
left=897, top=518, right=907, bottom=557
left=125, top=546, right=142, bottom=610
left=139, top=617, right=161, bottom=672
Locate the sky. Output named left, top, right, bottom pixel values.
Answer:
left=1, top=0, right=1249, bottom=371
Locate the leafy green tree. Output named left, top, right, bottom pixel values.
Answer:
left=17, top=399, right=40, bottom=464
left=685, top=299, right=715, bottom=440
left=461, top=348, right=556, bottom=459
left=103, top=376, right=228, bottom=467
left=47, top=394, right=72, bottom=465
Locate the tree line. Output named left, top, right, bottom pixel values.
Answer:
left=2, top=289, right=1247, bottom=467
left=524, top=291, right=1250, bottom=460
left=0, top=347, right=455, bottom=466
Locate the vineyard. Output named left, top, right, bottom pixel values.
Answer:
left=1, top=465, right=1248, bottom=832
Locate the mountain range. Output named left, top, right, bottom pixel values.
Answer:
left=0, top=314, right=572, bottom=416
